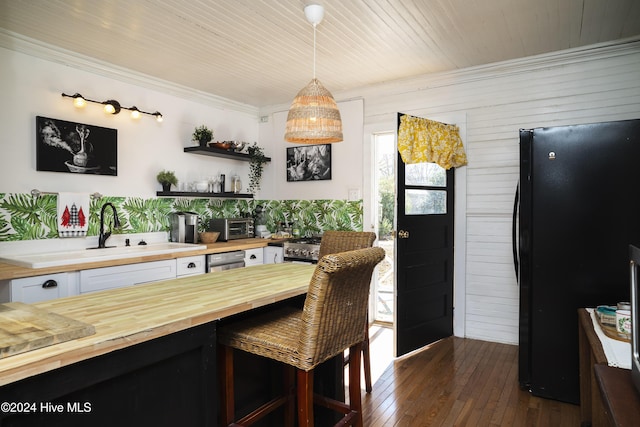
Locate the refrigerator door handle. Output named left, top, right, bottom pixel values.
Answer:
left=512, top=181, right=519, bottom=280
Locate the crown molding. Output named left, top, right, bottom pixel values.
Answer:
left=334, top=36, right=640, bottom=102
left=0, top=28, right=260, bottom=117
left=258, top=36, right=640, bottom=117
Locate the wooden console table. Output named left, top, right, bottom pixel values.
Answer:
left=579, top=308, right=609, bottom=426
left=578, top=308, right=640, bottom=427
left=594, top=364, right=640, bottom=427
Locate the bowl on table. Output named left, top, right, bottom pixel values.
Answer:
left=199, top=231, right=220, bottom=243
left=208, top=142, right=231, bottom=150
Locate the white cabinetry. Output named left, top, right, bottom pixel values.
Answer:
left=0, top=249, right=264, bottom=302
left=176, top=255, right=206, bottom=277
left=4, top=272, right=77, bottom=303
left=244, top=248, right=264, bottom=266
left=79, top=260, right=176, bottom=294
left=263, top=246, right=284, bottom=264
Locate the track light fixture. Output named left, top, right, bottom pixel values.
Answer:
left=62, top=93, right=163, bottom=122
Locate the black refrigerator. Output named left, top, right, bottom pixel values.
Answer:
left=517, top=118, right=640, bottom=404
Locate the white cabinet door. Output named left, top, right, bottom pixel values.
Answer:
left=176, top=255, right=206, bottom=277
left=7, top=272, right=77, bottom=303
left=263, top=246, right=284, bottom=264
left=244, top=248, right=264, bottom=266
left=79, top=260, right=176, bottom=294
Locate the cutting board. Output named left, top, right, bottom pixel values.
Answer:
left=0, top=302, right=95, bottom=359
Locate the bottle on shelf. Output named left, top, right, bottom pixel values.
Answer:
left=219, top=174, right=226, bottom=193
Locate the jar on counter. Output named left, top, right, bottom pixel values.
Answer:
left=616, top=301, right=632, bottom=337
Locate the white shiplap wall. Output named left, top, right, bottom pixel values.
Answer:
left=349, top=40, right=640, bottom=344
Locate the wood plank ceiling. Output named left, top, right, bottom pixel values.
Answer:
left=1, top=0, right=639, bottom=107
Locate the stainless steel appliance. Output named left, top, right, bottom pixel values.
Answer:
left=516, top=118, right=640, bottom=404
left=207, top=251, right=245, bottom=272
left=209, top=218, right=254, bottom=241
left=170, top=212, right=199, bottom=243
left=283, top=237, right=321, bottom=263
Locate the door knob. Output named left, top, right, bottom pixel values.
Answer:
left=398, top=230, right=409, bottom=239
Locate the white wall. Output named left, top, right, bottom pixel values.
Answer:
left=0, top=42, right=260, bottom=197
left=257, top=99, right=364, bottom=200
left=332, top=39, right=640, bottom=344
left=3, top=29, right=640, bottom=346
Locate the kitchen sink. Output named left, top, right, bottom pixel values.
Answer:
left=0, top=242, right=207, bottom=269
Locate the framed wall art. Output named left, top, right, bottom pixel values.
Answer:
left=36, top=116, right=117, bottom=176
left=286, top=144, right=331, bottom=182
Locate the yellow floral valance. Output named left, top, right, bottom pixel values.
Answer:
left=398, top=115, right=468, bottom=169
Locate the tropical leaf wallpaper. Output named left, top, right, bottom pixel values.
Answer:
left=0, top=193, right=363, bottom=242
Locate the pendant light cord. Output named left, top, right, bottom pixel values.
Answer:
left=313, top=23, right=317, bottom=79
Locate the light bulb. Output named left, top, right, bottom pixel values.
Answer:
left=130, top=107, right=141, bottom=119
left=103, top=100, right=121, bottom=114
left=73, top=96, right=86, bottom=108
left=154, top=112, right=163, bottom=123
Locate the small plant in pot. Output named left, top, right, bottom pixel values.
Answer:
left=247, top=142, right=268, bottom=195
left=157, top=170, right=178, bottom=192
left=192, top=125, right=213, bottom=147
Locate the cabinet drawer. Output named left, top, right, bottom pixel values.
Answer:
left=244, top=248, right=264, bottom=267
left=9, top=273, right=74, bottom=303
left=263, top=246, right=284, bottom=264
left=80, top=260, right=176, bottom=294
left=176, top=255, right=206, bottom=277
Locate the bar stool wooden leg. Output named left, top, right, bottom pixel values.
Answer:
left=349, top=342, right=364, bottom=427
left=283, top=365, right=295, bottom=427
left=362, top=328, right=372, bottom=393
left=297, top=369, right=314, bottom=427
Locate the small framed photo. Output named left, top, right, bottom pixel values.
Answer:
left=286, top=144, right=331, bottom=182
left=36, top=116, right=117, bottom=176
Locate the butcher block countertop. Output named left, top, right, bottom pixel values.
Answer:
left=0, top=262, right=314, bottom=387
left=0, top=238, right=269, bottom=281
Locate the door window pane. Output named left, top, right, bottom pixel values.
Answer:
left=405, top=189, right=446, bottom=215
left=405, top=162, right=446, bottom=187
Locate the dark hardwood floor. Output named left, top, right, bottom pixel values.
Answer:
left=360, top=333, right=581, bottom=426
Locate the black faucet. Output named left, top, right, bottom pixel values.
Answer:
left=98, top=202, right=121, bottom=248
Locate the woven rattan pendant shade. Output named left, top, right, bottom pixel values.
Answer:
left=284, top=78, right=343, bottom=144
left=285, top=4, right=343, bottom=144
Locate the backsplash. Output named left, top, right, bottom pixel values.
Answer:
left=0, top=193, right=363, bottom=242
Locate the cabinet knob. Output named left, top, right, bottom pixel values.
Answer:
left=42, top=279, right=58, bottom=289
left=250, top=254, right=257, bottom=259
left=187, top=262, right=196, bottom=269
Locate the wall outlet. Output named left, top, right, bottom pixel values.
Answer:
left=348, top=188, right=361, bottom=201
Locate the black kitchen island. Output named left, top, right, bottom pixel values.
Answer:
left=0, top=264, right=330, bottom=426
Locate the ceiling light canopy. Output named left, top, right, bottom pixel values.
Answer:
left=284, top=4, right=342, bottom=144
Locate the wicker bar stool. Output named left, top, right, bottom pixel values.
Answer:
left=218, top=247, right=385, bottom=427
left=318, top=230, right=377, bottom=393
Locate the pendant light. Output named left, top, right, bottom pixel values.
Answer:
left=284, top=4, right=343, bottom=144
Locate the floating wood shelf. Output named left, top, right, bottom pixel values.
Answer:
left=156, top=191, right=253, bottom=199
left=184, top=146, right=271, bottom=162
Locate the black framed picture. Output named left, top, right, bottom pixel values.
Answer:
left=36, top=116, right=117, bottom=176
left=286, top=144, right=331, bottom=182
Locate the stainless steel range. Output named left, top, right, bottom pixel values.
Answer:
left=283, top=237, right=321, bottom=263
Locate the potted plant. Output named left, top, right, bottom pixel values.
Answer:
left=157, top=170, right=178, bottom=192
left=192, top=125, right=214, bottom=147
left=247, top=142, right=268, bottom=195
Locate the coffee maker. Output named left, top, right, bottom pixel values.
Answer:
left=170, top=212, right=199, bottom=243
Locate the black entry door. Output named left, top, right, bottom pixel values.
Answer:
left=395, top=113, right=455, bottom=357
